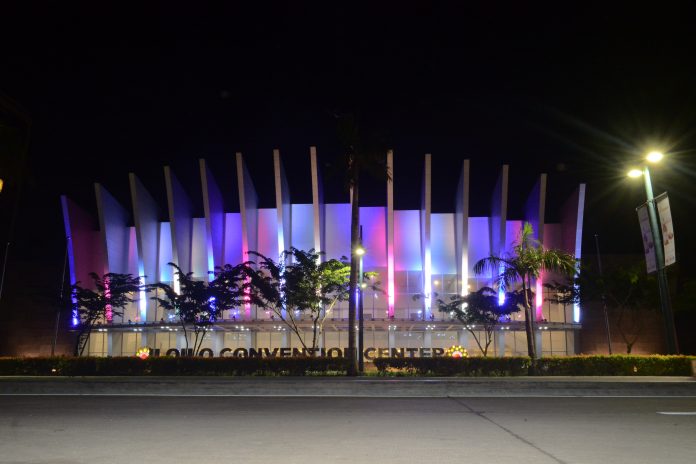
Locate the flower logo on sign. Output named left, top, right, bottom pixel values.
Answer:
left=136, top=347, right=150, bottom=360
left=445, top=345, right=468, bottom=358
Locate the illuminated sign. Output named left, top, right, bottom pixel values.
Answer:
left=161, top=347, right=449, bottom=359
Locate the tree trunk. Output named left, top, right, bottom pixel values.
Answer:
left=469, top=328, right=485, bottom=356
left=521, top=279, right=537, bottom=370
left=181, top=322, right=190, bottom=356
left=74, top=326, right=88, bottom=356
left=78, top=329, right=91, bottom=357
left=312, top=318, right=320, bottom=350
left=347, top=159, right=360, bottom=376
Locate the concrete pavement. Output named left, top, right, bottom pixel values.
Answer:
left=1, top=375, right=695, bottom=397
left=1, top=394, right=695, bottom=463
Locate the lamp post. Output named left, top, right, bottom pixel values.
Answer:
left=627, top=151, right=679, bottom=354
left=355, top=227, right=365, bottom=373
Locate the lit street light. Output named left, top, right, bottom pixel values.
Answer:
left=627, top=151, right=679, bottom=354
left=356, top=228, right=365, bottom=373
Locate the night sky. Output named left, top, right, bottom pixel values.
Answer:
left=2, top=2, right=696, bottom=278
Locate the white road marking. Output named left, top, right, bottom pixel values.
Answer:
left=0, top=393, right=696, bottom=398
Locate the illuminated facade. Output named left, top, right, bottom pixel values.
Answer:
left=61, top=149, right=586, bottom=358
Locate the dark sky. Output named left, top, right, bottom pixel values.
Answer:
left=2, top=2, right=696, bottom=273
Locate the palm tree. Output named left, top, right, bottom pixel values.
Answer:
left=473, top=222, right=576, bottom=364
left=335, top=113, right=390, bottom=374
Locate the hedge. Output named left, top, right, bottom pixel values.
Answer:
left=373, top=356, right=532, bottom=376
left=0, top=355, right=692, bottom=376
left=0, top=356, right=350, bottom=376
left=373, top=355, right=696, bottom=376
left=536, top=355, right=695, bottom=376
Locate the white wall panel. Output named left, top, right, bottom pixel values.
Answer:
left=324, top=203, right=351, bottom=260
left=505, top=220, right=523, bottom=252
left=190, top=218, right=208, bottom=279
left=158, top=222, right=173, bottom=282
left=360, top=206, right=387, bottom=270
left=468, top=217, right=491, bottom=277
left=256, top=208, right=278, bottom=260
left=291, top=204, right=314, bottom=253
left=431, top=213, right=456, bottom=275
left=224, top=213, right=243, bottom=265
left=394, top=210, right=422, bottom=271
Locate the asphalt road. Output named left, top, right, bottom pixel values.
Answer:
left=1, top=379, right=695, bottom=463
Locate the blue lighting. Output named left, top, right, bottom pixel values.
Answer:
left=497, top=263, right=506, bottom=306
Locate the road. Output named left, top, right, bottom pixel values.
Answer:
left=1, top=378, right=695, bottom=463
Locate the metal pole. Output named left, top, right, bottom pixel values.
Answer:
left=52, top=236, right=70, bottom=356
left=358, top=226, right=364, bottom=373
left=0, top=242, right=9, bottom=302
left=643, top=167, right=679, bottom=354
left=594, top=234, right=613, bottom=355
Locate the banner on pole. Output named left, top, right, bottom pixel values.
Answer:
left=656, top=193, right=676, bottom=267
left=636, top=204, right=657, bottom=273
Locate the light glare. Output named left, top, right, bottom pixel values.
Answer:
left=646, top=151, right=664, bottom=163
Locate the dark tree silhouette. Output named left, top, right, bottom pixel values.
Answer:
left=246, top=248, right=371, bottom=351
left=438, top=287, right=522, bottom=356
left=474, top=223, right=576, bottom=365
left=71, top=273, right=141, bottom=356
left=334, top=113, right=390, bottom=374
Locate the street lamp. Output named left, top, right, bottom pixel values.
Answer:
left=627, top=151, right=679, bottom=354
left=357, top=229, right=365, bottom=373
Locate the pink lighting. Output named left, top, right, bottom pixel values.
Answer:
left=423, top=249, right=432, bottom=318
left=104, top=276, right=113, bottom=322
left=241, top=250, right=251, bottom=319
left=535, top=276, right=543, bottom=320
left=387, top=249, right=395, bottom=316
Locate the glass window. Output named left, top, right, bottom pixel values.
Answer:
left=395, top=271, right=408, bottom=292
left=550, top=331, right=568, bottom=355
left=431, top=331, right=457, bottom=350
left=443, top=275, right=457, bottom=294
left=121, top=332, right=139, bottom=356
left=324, top=331, right=341, bottom=351
left=512, top=331, right=528, bottom=356
left=394, top=330, right=423, bottom=349
left=372, top=331, right=388, bottom=352
left=407, top=271, right=423, bottom=294
left=88, top=332, right=107, bottom=356
left=153, top=331, right=175, bottom=354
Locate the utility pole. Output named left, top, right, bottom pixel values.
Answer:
left=642, top=167, right=679, bottom=354
left=358, top=226, right=364, bottom=373
left=594, top=234, right=613, bottom=355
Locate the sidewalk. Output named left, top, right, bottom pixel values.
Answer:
left=1, top=376, right=695, bottom=397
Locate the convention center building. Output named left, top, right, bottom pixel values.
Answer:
left=61, top=149, right=586, bottom=358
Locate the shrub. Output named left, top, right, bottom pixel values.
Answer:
left=373, top=356, right=531, bottom=376
left=0, top=356, right=351, bottom=376
left=536, top=355, right=694, bottom=376
left=372, top=355, right=695, bottom=376
left=0, top=355, right=691, bottom=376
